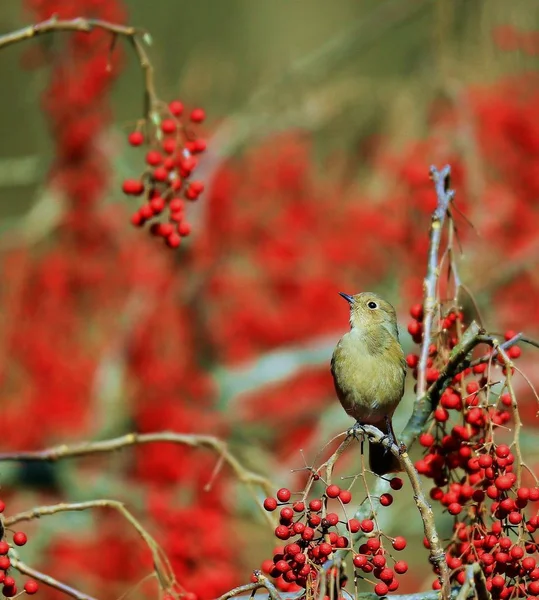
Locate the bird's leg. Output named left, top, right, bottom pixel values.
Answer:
left=378, top=415, right=397, bottom=452
left=347, top=420, right=365, bottom=440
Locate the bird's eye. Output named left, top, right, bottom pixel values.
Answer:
left=367, top=301, right=378, bottom=309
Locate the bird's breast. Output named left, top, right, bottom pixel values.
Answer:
left=331, top=329, right=405, bottom=424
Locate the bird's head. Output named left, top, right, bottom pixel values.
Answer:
left=339, top=291, right=399, bottom=337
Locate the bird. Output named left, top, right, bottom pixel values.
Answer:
left=330, top=291, right=406, bottom=476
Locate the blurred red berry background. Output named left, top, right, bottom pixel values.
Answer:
left=1, top=0, right=539, bottom=598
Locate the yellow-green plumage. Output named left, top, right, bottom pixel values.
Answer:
left=331, top=292, right=406, bottom=475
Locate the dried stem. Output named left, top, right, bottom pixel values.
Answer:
left=0, top=16, right=158, bottom=118
left=417, top=165, right=454, bottom=399
left=10, top=556, right=98, bottom=600
left=357, top=425, right=451, bottom=600
left=0, top=431, right=272, bottom=496
left=5, top=499, right=175, bottom=592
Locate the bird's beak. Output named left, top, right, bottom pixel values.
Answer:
left=339, top=292, right=354, bottom=304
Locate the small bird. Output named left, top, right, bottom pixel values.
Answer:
left=331, top=292, right=406, bottom=476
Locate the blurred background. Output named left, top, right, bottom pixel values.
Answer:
left=1, top=0, right=539, bottom=598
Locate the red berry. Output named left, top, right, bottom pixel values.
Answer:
left=380, top=493, right=393, bottom=506
left=407, top=320, right=421, bottom=337
left=166, top=233, right=181, bottom=248
left=353, top=554, right=368, bottom=568
left=263, top=498, right=277, bottom=511
left=339, top=490, right=352, bottom=504
left=508, top=346, right=521, bottom=359
left=419, top=432, right=435, bottom=447
left=346, top=519, right=361, bottom=533
left=24, top=581, right=39, bottom=595
left=275, top=525, right=290, bottom=540
left=448, top=502, right=462, bottom=515
left=13, top=532, right=27, bottom=546
left=309, top=498, right=322, bottom=511
left=280, top=507, right=294, bottom=521
left=319, top=542, right=332, bottom=556
left=122, top=179, right=145, bottom=196
left=325, top=512, right=339, bottom=526
left=169, top=100, right=184, bottom=116
left=301, top=527, right=314, bottom=541
left=292, top=501, right=305, bottom=512
left=496, top=444, right=510, bottom=458
left=509, top=512, right=522, bottom=525
left=495, top=475, right=513, bottom=491
left=367, top=538, right=381, bottom=552
left=2, top=584, right=16, bottom=598
left=161, top=118, right=177, bottom=134
left=373, top=555, right=386, bottom=568
left=374, top=583, right=389, bottom=596
left=150, top=196, right=165, bottom=213
left=406, top=354, right=419, bottom=368
left=410, top=304, right=423, bottom=320
left=128, top=131, right=144, bottom=146
left=326, top=484, right=340, bottom=498
left=178, top=221, right=192, bottom=237
left=390, top=477, right=403, bottom=490
left=379, top=568, right=394, bottom=583
left=146, top=150, right=163, bottom=166
left=275, top=559, right=289, bottom=573
left=0, top=556, right=10, bottom=569
left=434, top=407, right=449, bottom=422
left=190, top=108, right=206, bottom=123
left=361, top=519, right=374, bottom=533
left=162, top=139, right=177, bottom=154
left=276, top=488, right=291, bottom=502
left=394, top=560, right=408, bottom=574
left=392, top=536, right=407, bottom=551
left=0, top=542, right=8, bottom=555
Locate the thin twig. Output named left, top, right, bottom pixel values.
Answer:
left=10, top=556, right=98, bottom=600
left=0, top=16, right=157, bottom=118
left=216, top=582, right=263, bottom=600
left=5, top=499, right=175, bottom=592
left=417, top=165, right=454, bottom=399
left=0, top=431, right=273, bottom=496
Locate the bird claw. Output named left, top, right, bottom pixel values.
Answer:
left=347, top=421, right=365, bottom=439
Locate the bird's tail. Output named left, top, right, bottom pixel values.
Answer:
left=368, top=418, right=402, bottom=476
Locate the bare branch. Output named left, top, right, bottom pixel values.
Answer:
left=0, top=16, right=157, bottom=118
left=5, top=499, right=175, bottom=593
left=10, top=556, right=98, bottom=600
left=416, top=165, right=453, bottom=398
left=0, top=431, right=274, bottom=507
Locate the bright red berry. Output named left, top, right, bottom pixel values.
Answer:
left=380, top=493, right=393, bottom=506
left=128, top=131, right=144, bottom=146
left=374, top=582, right=389, bottom=596
left=339, top=490, right=352, bottom=504
left=24, top=580, right=39, bottom=595
left=190, top=108, right=206, bottom=123
left=394, top=560, right=408, bottom=574
left=122, top=179, right=145, bottom=195
left=326, top=484, right=340, bottom=498
left=169, top=100, right=184, bottom=116
left=276, top=488, right=291, bottom=502
left=13, top=532, right=27, bottom=546
left=392, top=536, right=407, bottom=551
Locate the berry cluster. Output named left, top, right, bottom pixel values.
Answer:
left=259, top=481, right=407, bottom=596
left=122, top=101, right=207, bottom=248
left=406, top=304, right=539, bottom=597
left=0, top=500, right=38, bottom=597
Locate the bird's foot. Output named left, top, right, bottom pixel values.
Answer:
left=347, top=421, right=365, bottom=439
left=379, top=415, right=397, bottom=453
